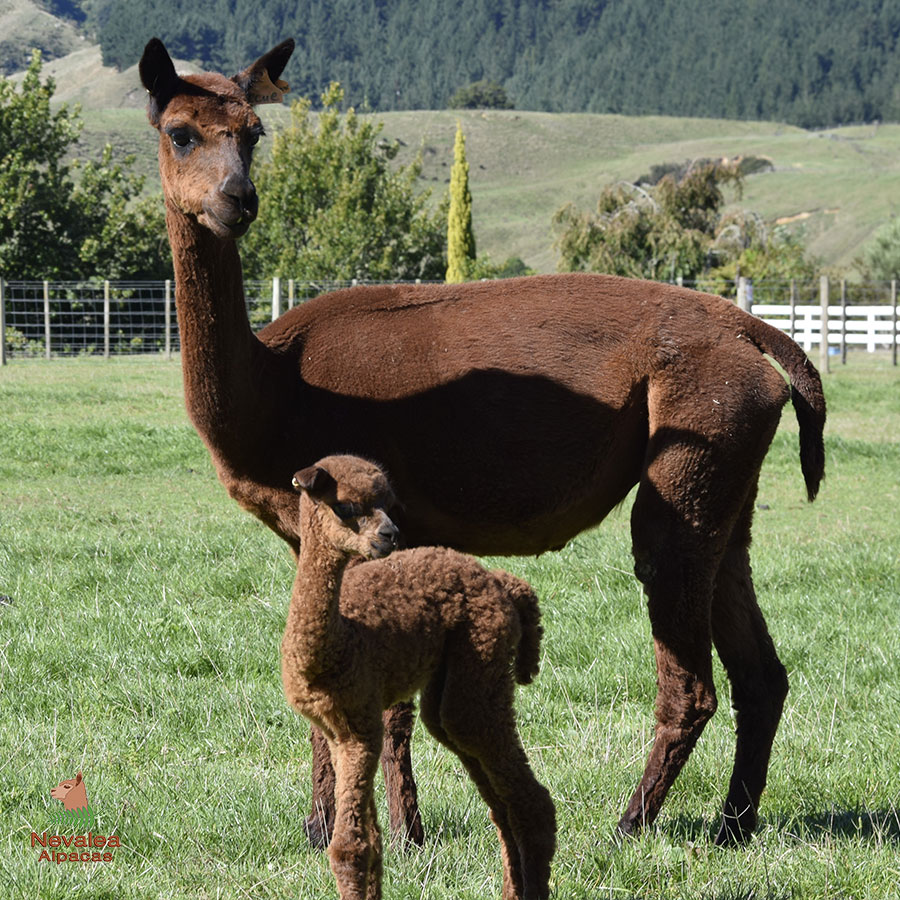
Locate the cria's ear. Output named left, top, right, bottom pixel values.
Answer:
left=233, top=38, right=294, bottom=105
left=140, top=38, right=180, bottom=125
left=292, top=465, right=336, bottom=499
left=75, top=772, right=83, bottom=785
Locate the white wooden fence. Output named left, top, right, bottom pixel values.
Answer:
left=1, top=275, right=898, bottom=365
left=735, top=275, right=899, bottom=372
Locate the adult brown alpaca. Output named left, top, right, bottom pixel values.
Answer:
left=283, top=454, right=554, bottom=900
left=139, top=36, right=825, bottom=847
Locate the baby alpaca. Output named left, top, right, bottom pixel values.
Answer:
left=282, top=454, right=556, bottom=900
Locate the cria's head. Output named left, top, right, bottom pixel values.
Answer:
left=139, top=36, right=294, bottom=240
left=50, top=772, right=87, bottom=807
left=292, top=455, right=400, bottom=560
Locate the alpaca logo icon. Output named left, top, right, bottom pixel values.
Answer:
left=49, top=772, right=95, bottom=830
left=30, top=771, right=119, bottom=864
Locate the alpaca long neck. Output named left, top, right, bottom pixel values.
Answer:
left=166, top=203, right=271, bottom=462
left=287, top=523, right=349, bottom=677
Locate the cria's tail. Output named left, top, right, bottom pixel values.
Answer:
left=498, top=573, right=543, bottom=685
left=738, top=311, right=827, bottom=501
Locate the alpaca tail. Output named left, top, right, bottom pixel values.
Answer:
left=499, top=574, right=543, bottom=685
left=737, top=310, right=827, bottom=501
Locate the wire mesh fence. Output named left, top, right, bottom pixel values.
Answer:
left=0, top=276, right=897, bottom=363
left=0, top=278, right=386, bottom=360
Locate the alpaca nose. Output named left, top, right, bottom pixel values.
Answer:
left=220, top=173, right=258, bottom=222
left=376, top=515, right=400, bottom=550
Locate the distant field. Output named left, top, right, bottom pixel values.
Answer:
left=1, top=352, right=898, bottom=899
left=73, top=101, right=900, bottom=275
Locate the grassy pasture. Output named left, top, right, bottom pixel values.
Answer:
left=0, top=352, right=898, bottom=899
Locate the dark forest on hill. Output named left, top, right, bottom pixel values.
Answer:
left=87, top=0, right=900, bottom=127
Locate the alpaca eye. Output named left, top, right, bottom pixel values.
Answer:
left=332, top=502, right=361, bottom=521
left=169, top=129, right=193, bottom=150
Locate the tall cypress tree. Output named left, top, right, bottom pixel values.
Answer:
left=446, top=122, right=476, bottom=283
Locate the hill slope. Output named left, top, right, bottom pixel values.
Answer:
left=0, top=0, right=85, bottom=74
left=66, top=101, right=899, bottom=275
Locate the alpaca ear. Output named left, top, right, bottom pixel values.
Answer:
left=75, top=772, right=83, bottom=785
left=292, top=465, right=336, bottom=499
left=233, top=38, right=295, bottom=105
left=140, top=38, right=180, bottom=125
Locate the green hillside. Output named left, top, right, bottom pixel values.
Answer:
left=0, top=0, right=85, bottom=74
left=72, top=103, right=900, bottom=275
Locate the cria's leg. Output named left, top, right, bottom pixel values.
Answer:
left=711, top=493, right=789, bottom=846
left=328, top=731, right=383, bottom=900
left=380, top=701, right=424, bottom=845
left=421, top=676, right=524, bottom=900
left=307, top=703, right=423, bottom=850
left=425, top=660, right=556, bottom=900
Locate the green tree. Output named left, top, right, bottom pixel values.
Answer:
left=449, top=80, right=514, bottom=110
left=700, top=226, right=818, bottom=296
left=554, top=163, right=741, bottom=281
left=0, top=52, right=170, bottom=280
left=446, top=123, right=476, bottom=283
left=241, top=83, right=445, bottom=281
left=856, top=217, right=900, bottom=282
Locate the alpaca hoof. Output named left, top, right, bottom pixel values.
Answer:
left=713, top=817, right=755, bottom=847
left=393, top=810, right=425, bottom=847
left=304, top=813, right=333, bottom=850
left=614, top=815, right=641, bottom=840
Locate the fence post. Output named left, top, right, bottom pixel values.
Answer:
left=893, top=280, right=898, bottom=367
left=103, top=280, right=111, bottom=359
left=43, top=280, right=51, bottom=359
left=272, top=276, right=281, bottom=321
left=736, top=276, right=750, bottom=312
left=288, top=278, right=295, bottom=310
left=164, top=279, right=172, bottom=360
left=840, top=279, right=847, bottom=365
left=789, top=279, right=796, bottom=339
left=0, top=277, right=6, bottom=366
left=819, top=275, right=830, bottom=375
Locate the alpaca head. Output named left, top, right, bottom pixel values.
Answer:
left=293, top=456, right=401, bottom=560
left=50, top=772, right=88, bottom=811
left=139, top=37, right=294, bottom=240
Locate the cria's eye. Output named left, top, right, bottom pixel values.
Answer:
left=332, top=502, right=362, bottom=521
left=169, top=129, right=193, bottom=149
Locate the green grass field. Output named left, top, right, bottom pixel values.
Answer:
left=1, top=353, right=898, bottom=899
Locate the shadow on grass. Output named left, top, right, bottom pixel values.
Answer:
left=659, top=804, right=900, bottom=846
left=777, top=805, right=900, bottom=843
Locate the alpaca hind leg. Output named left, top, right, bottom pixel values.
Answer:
left=328, top=733, right=384, bottom=900
left=620, top=358, right=785, bottom=837
left=711, top=495, right=789, bottom=845
left=306, top=725, right=336, bottom=848
left=431, top=665, right=556, bottom=899
left=421, top=677, right=524, bottom=899
left=619, top=465, right=724, bottom=834
left=380, top=701, right=424, bottom=845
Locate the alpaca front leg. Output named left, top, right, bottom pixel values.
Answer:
left=329, top=736, right=383, bottom=900
left=380, top=701, right=424, bottom=845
